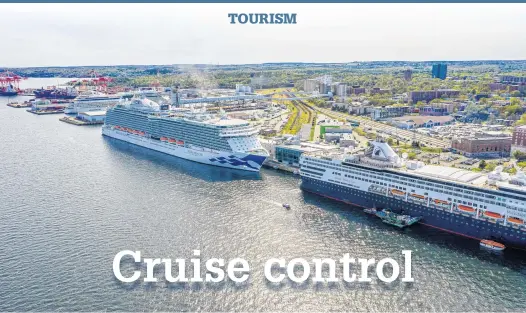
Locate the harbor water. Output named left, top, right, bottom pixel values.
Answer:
left=1, top=79, right=526, bottom=311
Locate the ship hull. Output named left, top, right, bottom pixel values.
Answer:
left=300, top=176, right=526, bottom=249
left=102, top=127, right=266, bottom=172
left=34, top=91, right=76, bottom=99
left=0, top=91, right=18, bottom=97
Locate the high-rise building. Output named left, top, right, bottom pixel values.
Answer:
left=403, top=69, right=412, bottom=81
left=303, top=79, right=319, bottom=93
left=512, top=126, right=526, bottom=154
left=432, top=64, right=448, bottom=80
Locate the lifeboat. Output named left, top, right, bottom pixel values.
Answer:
left=434, top=199, right=449, bottom=205
left=480, top=240, right=506, bottom=252
left=484, top=211, right=504, bottom=219
left=160, top=137, right=168, bottom=141
left=507, top=217, right=524, bottom=225
left=139, top=131, right=145, bottom=136
left=168, top=138, right=176, bottom=143
left=411, top=194, right=425, bottom=199
left=457, top=204, right=476, bottom=214
left=391, top=189, right=405, bottom=196
left=176, top=140, right=184, bottom=145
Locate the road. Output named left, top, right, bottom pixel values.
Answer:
left=309, top=106, right=452, bottom=149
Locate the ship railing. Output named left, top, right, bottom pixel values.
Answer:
left=219, top=129, right=259, bottom=137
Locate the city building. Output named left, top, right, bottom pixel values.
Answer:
left=303, top=79, right=319, bottom=93
left=408, top=89, right=460, bottom=103
left=488, top=83, right=519, bottom=92
left=499, top=75, right=526, bottom=84
left=334, top=83, right=347, bottom=97
left=274, top=143, right=338, bottom=167
left=388, top=115, right=454, bottom=129
left=371, top=106, right=411, bottom=121
left=432, top=63, right=448, bottom=80
left=349, top=86, right=366, bottom=95
left=512, top=125, right=526, bottom=154
left=235, top=84, right=252, bottom=94
left=77, top=111, right=106, bottom=123
left=418, top=103, right=455, bottom=116
left=319, top=82, right=331, bottom=95
left=452, top=137, right=512, bottom=158
left=370, top=87, right=391, bottom=95
left=403, top=69, right=412, bottom=81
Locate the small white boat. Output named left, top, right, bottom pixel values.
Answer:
left=282, top=204, right=291, bottom=209
left=480, top=239, right=506, bottom=252
left=363, top=207, right=378, bottom=215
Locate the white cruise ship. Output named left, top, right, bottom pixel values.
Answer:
left=102, top=97, right=269, bottom=172
left=299, top=140, right=526, bottom=248
left=64, top=92, right=122, bottom=114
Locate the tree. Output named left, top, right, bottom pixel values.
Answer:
left=513, top=150, right=526, bottom=161
left=485, top=162, right=497, bottom=172
left=516, top=114, right=526, bottom=126
left=511, top=90, right=521, bottom=97
left=479, top=160, right=487, bottom=170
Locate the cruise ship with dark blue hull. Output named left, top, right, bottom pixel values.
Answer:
left=299, top=141, right=526, bottom=249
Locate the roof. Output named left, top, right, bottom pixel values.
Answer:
left=414, top=165, right=487, bottom=185
left=392, top=115, right=454, bottom=124
left=78, top=110, right=106, bottom=116
left=277, top=142, right=338, bottom=153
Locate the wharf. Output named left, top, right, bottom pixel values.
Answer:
left=27, top=109, right=64, bottom=115
left=59, top=116, right=104, bottom=126
left=7, top=102, right=31, bottom=108
left=262, top=159, right=299, bottom=175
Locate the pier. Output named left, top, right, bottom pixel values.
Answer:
left=59, top=116, right=104, bottom=126
left=7, top=102, right=31, bottom=108
left=262, top=159, right=299, bottom=175
left=27, top=109, right=64, bottom=115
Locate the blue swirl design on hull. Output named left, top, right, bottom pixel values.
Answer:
left=209, top=154, right=266, bottom=169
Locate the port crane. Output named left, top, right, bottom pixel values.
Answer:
left=0, top=70, right=27, bottom=95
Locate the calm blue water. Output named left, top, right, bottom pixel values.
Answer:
left=1, top=79, right=526, bottom=311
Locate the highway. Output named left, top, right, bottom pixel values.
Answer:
left=286, top=92, right=451, bottom=149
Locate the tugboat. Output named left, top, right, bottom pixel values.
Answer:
left=363, top=207, right=378, bottom=215
left=375, top=209, right=421, bottom=228
left=480, top=240, right=506, bottom=252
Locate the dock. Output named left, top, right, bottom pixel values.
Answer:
left=27, top=109, right=64, bottom=115
left=59, top=116, right=104, bottom=126
left=7, top=102, right=31, bottom=108
left=262, top=159, right=299, bottom=175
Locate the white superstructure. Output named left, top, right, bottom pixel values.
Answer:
left=299, top=140, right=526, bottom=247
left=102, top=97, right=269, bottom=172
left=64, top=92, right=122, bottom=114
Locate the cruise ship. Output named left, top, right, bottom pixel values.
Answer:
left=64, top=92, right=122, bottom=114
left=102, top=97, right=269, bottom=171
left=299, top=141, right=526, bottom=248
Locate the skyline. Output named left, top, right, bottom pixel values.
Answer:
left=1, top=3, right=526, bottom=67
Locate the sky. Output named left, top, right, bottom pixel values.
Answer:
left=1, top=3, right=525, bottom=67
